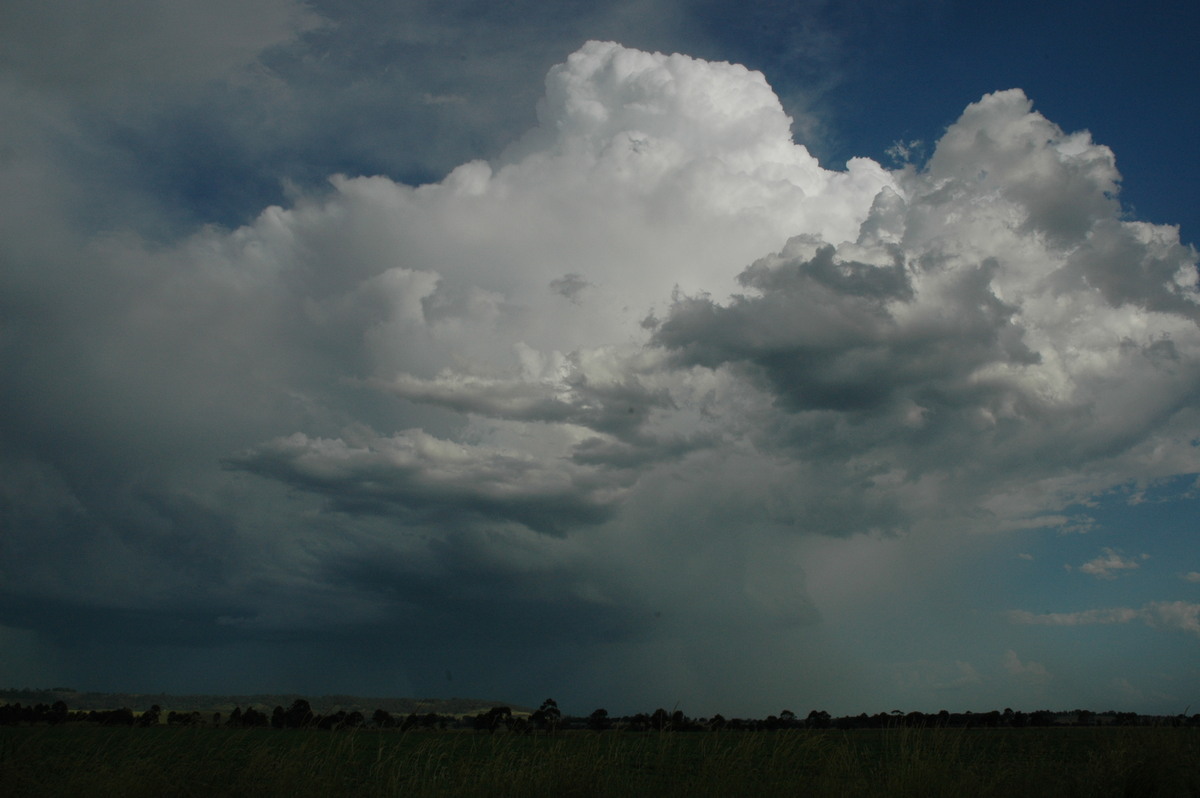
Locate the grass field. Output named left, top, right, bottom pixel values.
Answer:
left=2, top=724, right=1197, bottom=797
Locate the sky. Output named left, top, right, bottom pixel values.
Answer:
left=1, top=0, right=1198, bottom=718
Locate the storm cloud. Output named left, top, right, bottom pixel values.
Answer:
left=2, top=27, right=1198, bottom=713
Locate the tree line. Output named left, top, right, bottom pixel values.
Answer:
left=3, top=697, right=1198, bottom=731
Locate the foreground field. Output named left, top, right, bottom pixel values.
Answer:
left=2, top=725, right=1197, bottom=797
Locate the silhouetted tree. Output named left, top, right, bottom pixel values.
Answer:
left=473, top=706, right=512, bottom=733
left=531, top=699, right=561, bottom=733
left=284, top=699, right=314, bottom=728
left=242, top=707, right=269, bottom=727
left=587, top=708, right=611, bottom=731
left=101, top=708, right=135, bottom=726
left=806, top=710, right=831, bottom=729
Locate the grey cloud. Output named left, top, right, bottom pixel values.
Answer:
left=654, top=242, right=1035, bottom=416
left=312, top=531, right=646, bottom=647
left=1061, top=220, right=1200, bottom=319
left=3, top=27, right=1200, bottom=714
left=549, top=273, right=593, bottom=303
left=568, top=432, right=715, bottom=470
left=0, top=0, right=320, bottom=95
left=382, top=364, right=674, bottom=441
left=225, top=430, right=624, bottom=535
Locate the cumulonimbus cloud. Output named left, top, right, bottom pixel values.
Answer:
left=2, top=41, right=1199, bottom=698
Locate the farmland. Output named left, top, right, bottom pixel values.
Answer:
left=2, top=723, right=1197, bottom=797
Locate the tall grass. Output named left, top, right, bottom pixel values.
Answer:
left=1, top=725, right=1196, bottom=797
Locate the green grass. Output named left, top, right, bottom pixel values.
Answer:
left=1, top=725, right=1197, bottom=797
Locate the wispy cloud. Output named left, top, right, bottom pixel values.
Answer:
left=1007, top=602, right=1200, bottom=636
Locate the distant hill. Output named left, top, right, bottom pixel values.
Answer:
left=0, top=688, right=530, bottom=716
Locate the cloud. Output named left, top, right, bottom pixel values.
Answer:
left=1185, top=572, right=1200, bottom=583
left=1003, top=650, right=1051, bottom=685
left=3, top=36, right=1200, bottom=709
left=549, top=273, right=593, bottom=304
left=0, top=0, right=320, bottom=95
left=1145, top=601, right=1200, bottom=636
left=650, top=88, right=1200, bottom=537
left=1006, top=602, right=1200, bottom=636
left=1073, top=548, right=1147, bottom=579
left=893, top=660, right=983, bottom=692
left=226, top=429, right=626, bottom=535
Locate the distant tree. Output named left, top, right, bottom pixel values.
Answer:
left=906, top=711, right=929, bottom=728
left=168, top=710, right=202, bottom=726
left=138, top=705, right=161, bottom=727
left=241, top=707, right=269, bottom=728
left=531, top=699, right=561, bottom=733
left=316, top=711, right=343, bottom=730
left=474, top=706, right=511, bottom=733
left=373, top=709, right=395, bottom=729
left=806, top=710, right=831, bottom=730
left=271, top=706, right=285, bottom=729
left=587, top=708, right=611, bottom=731
left=49, top=701, right=69, bottom=725
left=284, top=699, right=314, bottom=728
left=102, top=708, right=135, bottom=726
left=1029, top=710, right=1056, bottom=727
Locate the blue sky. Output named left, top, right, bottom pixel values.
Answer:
left=1, top=0, right=1197, bottom=717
